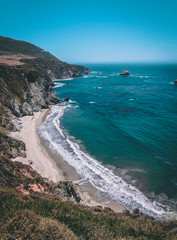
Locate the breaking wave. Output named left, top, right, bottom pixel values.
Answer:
left=38, top=104, right=168, bottom=217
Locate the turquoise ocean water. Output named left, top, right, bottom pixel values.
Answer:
left=39, top=63, right=177, bottom=216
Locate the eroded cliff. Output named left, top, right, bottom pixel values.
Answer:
left=0, top=36, right=89, bottom=131
left=0, top=37, right=176, bottom=240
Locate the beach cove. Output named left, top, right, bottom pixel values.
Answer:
left=45, top=63, right=177, bottom=216
left=10, top=107, right=125, bottom=213
left=10, top=63, right=177, bottom=217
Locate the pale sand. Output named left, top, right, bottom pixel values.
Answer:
left=10, top=108, right=126, bottom=213
left=10, top=109, right=64, bottom=182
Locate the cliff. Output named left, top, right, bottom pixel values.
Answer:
left=0, top=36, right=89, bottom=131
left=0, top=37, right=176, bottom=239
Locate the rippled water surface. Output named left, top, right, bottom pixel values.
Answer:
left=39, top=63, right=177, bottom=215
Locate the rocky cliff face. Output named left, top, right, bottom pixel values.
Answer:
left=0, top=133, right=82, bottom=203
left=0, top=36, right=89, bottom=131
left=0, top=37, right=177, bottom=239
left=0, top=133, right=26, bottom=159
left=0, top=36, right=89, bottom=203
left=0, top=67, right=59, bottom=119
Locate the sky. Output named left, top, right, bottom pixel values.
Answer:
left=1, top=0, right=177, bottom=63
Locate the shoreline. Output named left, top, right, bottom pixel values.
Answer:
left=10, top=109, right=64, bottom=182
left=10, top=107, right=126, bottom=213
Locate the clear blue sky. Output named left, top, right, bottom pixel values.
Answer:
left=1, top=0, right=177, bottom=63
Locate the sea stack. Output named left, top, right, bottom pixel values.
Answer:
left=119, top=69, right=131, bottom=76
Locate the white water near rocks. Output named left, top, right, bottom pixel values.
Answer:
left=38, top=104, right=167, bottom=217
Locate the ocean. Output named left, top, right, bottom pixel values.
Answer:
left=38, top=63, right=177, bottom=216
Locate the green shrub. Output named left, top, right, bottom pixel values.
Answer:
left=0, top=189, right=176, bottom=240
left=0, top=210, right=78, bottom=240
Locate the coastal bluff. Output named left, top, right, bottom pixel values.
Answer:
left=0, top=37, right=177, bottom=239
left=0, top=36, right=89, bottom=130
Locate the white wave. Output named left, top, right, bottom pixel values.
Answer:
left=140, top=76, right=149, bottom=78
left=96, top=76, right=108, bottom=78
left=89, top=101, right=95, bottom=104
left=129, top=99, right=134, bottom=101
left=91, top=71, right=101, bottom=74
left=53, top=83, right=65, bottom=88
left=38, top=105, right=165, bottom=216
left=68, top=99, right=76, bottom=103
left=130, top=168, right=146, bottom=173
left=56, top=78, right=74, bottom=81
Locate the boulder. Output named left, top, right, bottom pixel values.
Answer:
left=174, top=80, right=177, bottom=85
left=64, top=97, right=69, bottom=102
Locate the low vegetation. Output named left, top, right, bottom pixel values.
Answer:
left=0, top=36, right=176, bottom=239
left=0, top=209, right=78, bottom=240
left=0, top=188, right=177, bottom=239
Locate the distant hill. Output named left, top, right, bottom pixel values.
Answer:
left=0, top=36, right=59, bottom=61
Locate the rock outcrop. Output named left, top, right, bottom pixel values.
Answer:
left=52, top=181, right=81, bottom=203
left=0, top=134, right=81, bottom=203
left=0, top=36, right=89, bottom=131
left=0, top=36, right=89, bottom=204
left=0, top=133, right=26, bottom=158
left=119, top=69, right=131, bottom=76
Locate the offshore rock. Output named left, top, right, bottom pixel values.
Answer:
left=64, top=97, right=69, bottom=102
left=119, top=69, right=131, bottom=76
left=174, top=79, right=177, bottom=85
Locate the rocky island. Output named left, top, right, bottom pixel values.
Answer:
left=119, top=69, right=131, bottom=76
left=0, top=36, right=177, bottom=239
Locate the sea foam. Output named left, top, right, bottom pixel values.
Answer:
left=38, top=104, right=166, bottom=217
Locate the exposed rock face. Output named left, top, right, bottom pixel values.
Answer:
left=52, top=181, right=81, bottom=203
left=0, top=36, right=89, bottom=204
left=0, top=153, right=82, bottom=203
left=0, top=134, right=81, bottom=203
left=0, top=133, right=26, bottom=158
left=0, top=67, right=60, bottom=118
left=0, top=36, right=89, bottom=131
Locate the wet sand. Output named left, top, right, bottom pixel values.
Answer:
left=11, top=108, right=126, bottom=213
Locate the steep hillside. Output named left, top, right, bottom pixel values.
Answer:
left=0, top=37, right=176, bottom=239
left=0, top=36, right=89, bottom=131
left=0, top=36, right=60, bottom=61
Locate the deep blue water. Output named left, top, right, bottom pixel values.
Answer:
left=40, top=63, right=177, bottom=215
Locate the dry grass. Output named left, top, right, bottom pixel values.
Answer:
left=0, top=53, right=35, bottom=66
left=0, top=189, right=176, bottom=240
left=0, top=210, right=78, bottom=240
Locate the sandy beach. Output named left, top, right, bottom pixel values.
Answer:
left=10, top=109, right=64, bottom=182
left=10, top=108, right=125, bottom=213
